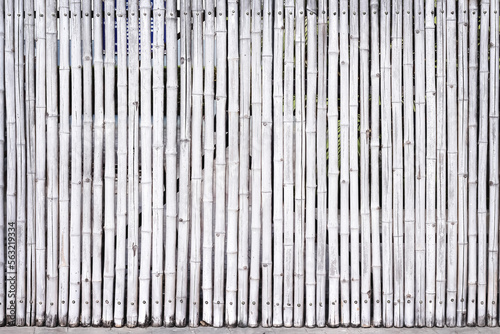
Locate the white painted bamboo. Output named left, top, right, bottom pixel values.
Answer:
left=176, top=0, right=191, bottom=326
left=316, top=0, right=327, bottom=327
left=403, top=0, right=415, bottom=327
left=283, top=0, right=295, bottom=327
left=305, top=0, right=317, bottom=327
left=380, top=0, right=394, bottom=326
left=202, top=0, right=215, bottom=325
left=294, top=0, right=306, bottom=327
left=114, top=0, right=128, bottom=326
left=272, top=0, right=284, bottom=327
left=138, top=0, right=153, bottom=326
left=467, top=0, right=479, bottom=326
left=369, top=0, right=382, bottom=327
left=435, top=0, right=447, bottom=326
left=213, top=0, right=227, bottom=327
left=92, top=0, right=104, bottom=325
left=477, top=0, right=489, bottom=326
left=249, top=0, right=263, bottom=327
left=237, top=0, right=250, bottom=326
left=103, top=0, right=116, bottom=325
left=189, top=0, right=203, bottom=327
left=425, top=0, right=437, bottom=326
left=261, top=0, right=273, bottom=327
left=226, top=0, right=239, bottom=326
left=349, top=0, right=360, bottom=326
left=414, top=0, right=426, bottom=327
left=127, top=0, right=140, bottom=327
left=14, top=0, right=26, bottom=324
left=327, top=0, right=341, bottom=327
left=339, top=0, right=350, bottom=326
left=0, top=0, right=5, bottom=325
left=81, top=0, right=93, bottom=326
left=164, top=0, right=177, bottom=326
left=456, top=0, right=468, bottom=326
left=151, top=0, right=165, bottom=326
left=359, top=0, right=371, bottom=327
left=487, top=0, right=499, bottom=325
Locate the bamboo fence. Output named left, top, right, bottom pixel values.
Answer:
left=0, top=0, right=500, bottom=328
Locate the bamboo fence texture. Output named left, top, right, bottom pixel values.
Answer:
left=1, top=0, right=500, bottom=329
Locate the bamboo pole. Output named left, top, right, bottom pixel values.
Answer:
left=369, top=0, right=382, bottom=327
left=328, top=0, right=340, bottom=327
left=477, top=0, right=489, bottom=326
left=425, top=0, right=437, bottom=326
left=189, top=0, right=203, bottom=326
left=456, top=0, right=468, bottom=326
left=249, top=0, right=263, bottom=327
left=467, top=0, right=479, bottom=326
left=176, top=0, right=191, bottom=326
left=0, top=0, right=5, bottom=325
left=151, top=0, right=165, bottom=325
left=316, top=0, right=327, bottom=327
left=202, top=0, right=215, bottom=325
left=283, top=0, right=294, bottom=327
left=294, top=0, right=306, bottom=327
left=237, top=0, right=250, bottom=326
left=414, top=0, right=426, bottom=327
left=487, top=0, right=499, bottom=325
left=81, top=0, right=93, bottom=326
left=339, top=0, right=350, bottom=326
left=164, top=0, right=177, bottom=326
left=359, top=0, right=371, bottom=327
left=92, top=0, right=104, bottom=325
left=305, top=0, right=317, bottom=327
left=103, top=0, right=116, bottom=325
left=380, top=0, right=394, bottom=326
left=213, top=0, right=227, bottom=327
left=138, top=0, right=153, bottom=325
left=435, top=0, right=447, bottom=326
left=127, top=0, right=140, bottom=326
left=261, top=0, right=273, bottom=327
left=403, top=0, right=415, bottom=327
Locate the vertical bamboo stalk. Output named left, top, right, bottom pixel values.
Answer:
left=202, top=0, right=215, bottom=325
left=237, top=0, right=250, bottom=326
left=0, top=0, right=5, bottom=325
left=176, top=0, right=191, bottom=326
left=103, top=0, right=116, bottom=325
left=305, top=0, right=317, bottom=327
left=249, top=0, right=263, bottom=327
left=369, top=0, right=382, bottom=327
left=283, top=0, right=294, bottom=327
left=127, top=0, right=140, bottom=327
left=163, top=0, right=177, bottom=326
left=328, top=0, right=340, bottom=327
left=414, top=0, right=426, bottom=327
left=456, top=0, right=468, bottom=326
left=435, top=0, right=447, bottom=326
left=92, top=0, right=104, bottom=325
left=487, top=0, right=499, bottom=326
left=213, top=0, right=227, bottom=327
left=316, top=0, right=327, bottom=327
left=339, top=0, right=350, bottom=326
left=138, top=0, right=153, bottom=326
left=261, top=0, right=273, bottom=327
left=403, top=0, right=415, bottom=327
left=477, top=0, right=489, bottom=326
left=151, top=0, right=165, bottom=325
left=189, top=0, right=203, bottom=326
left=380, top=0, right=394, bottom=326
left=359, top=0, right=371, bottom=327
left=425, top=0, right=437, bottom=326
left=467, top=0, right=479, bottom=326
left=81, top=0, right=93, bottom=326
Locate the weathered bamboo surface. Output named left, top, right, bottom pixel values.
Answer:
left=1, top=0, right=500, bottom=328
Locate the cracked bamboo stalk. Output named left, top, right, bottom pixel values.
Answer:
left=0, top=0, right=6, bottom=325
